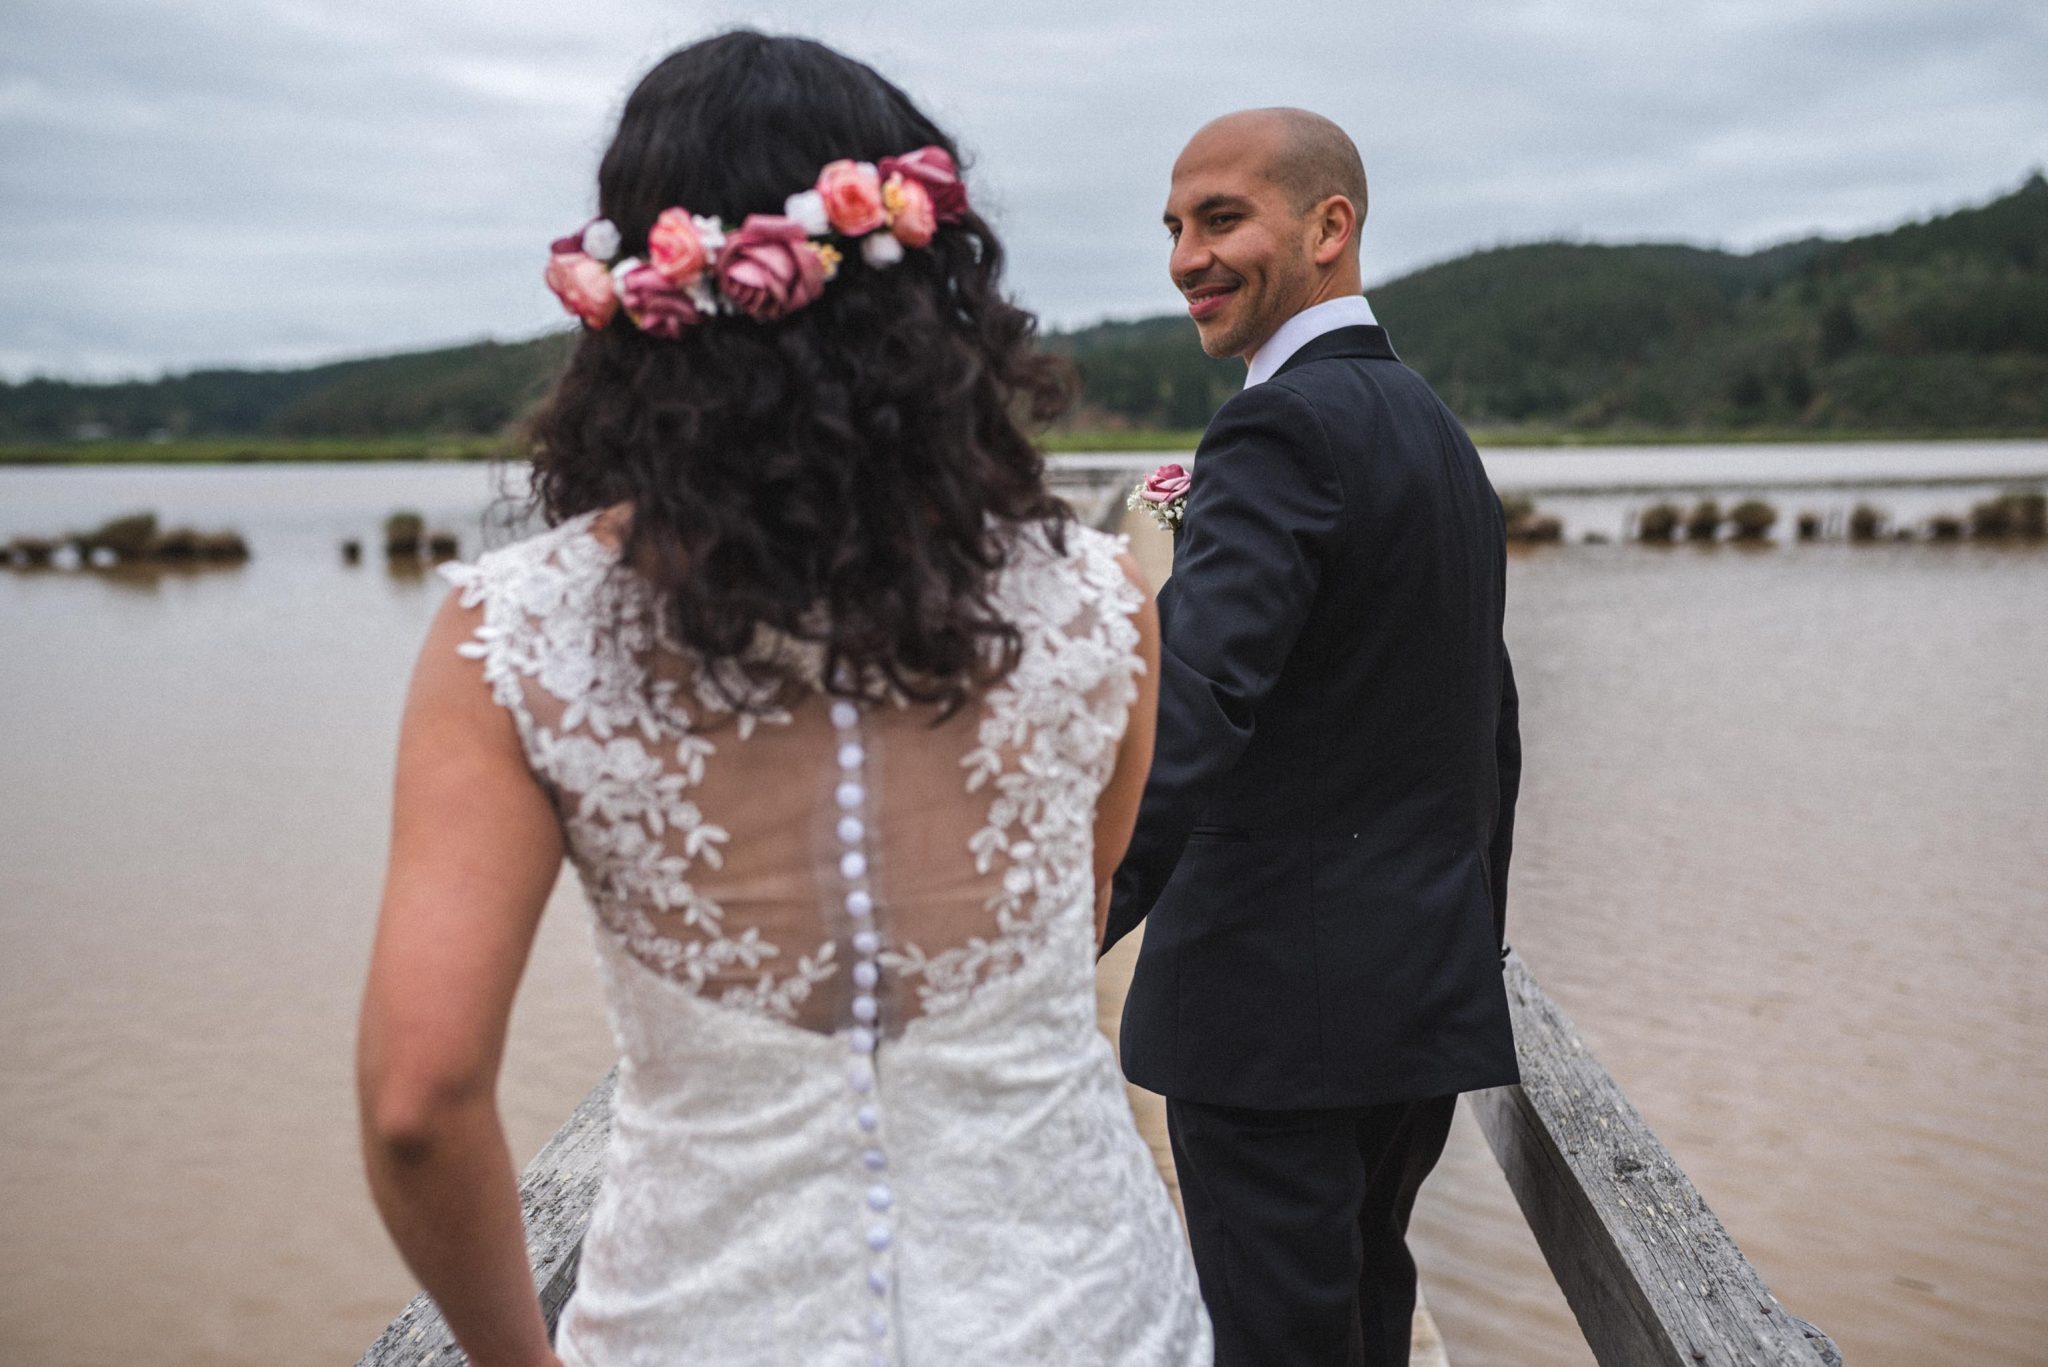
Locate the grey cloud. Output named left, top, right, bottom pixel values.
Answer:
left=2, top=0, right=2043, bottom=378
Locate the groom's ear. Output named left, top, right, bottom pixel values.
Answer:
left=1310, top=193, right=1358, bottom=266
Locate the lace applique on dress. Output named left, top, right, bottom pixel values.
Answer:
left=440, top=515, right=1143, bottom=1031
left=888, top=530, right=1143, bottom=1013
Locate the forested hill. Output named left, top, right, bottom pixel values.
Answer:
left=1370, top=172, right=2047, bottom=432
left=0, top=332, right=579, bottom=445
left=5, top=173, right=2043, bottom=442
left=1053, top=172, right=2048, bottom=433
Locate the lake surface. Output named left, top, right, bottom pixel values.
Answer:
left=3, top=444, right=2045, bottom=1365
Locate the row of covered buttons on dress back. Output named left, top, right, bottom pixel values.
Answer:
left=831, top=698, right=896, bottom=1366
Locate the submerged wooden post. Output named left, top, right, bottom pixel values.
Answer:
left=1469, top=953, right=1839, bottom=1366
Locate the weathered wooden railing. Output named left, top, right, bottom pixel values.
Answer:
left=1471, top=952, right=1840, bottom=1366
left=360, top=949, right=1838, bottom=1366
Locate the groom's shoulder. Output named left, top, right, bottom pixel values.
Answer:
left=1209, top=355, right=1391, bottom=447
left=1200, top=378, right=1331, bottom=469
left=1211, top=372, right=1318, bottom=422
left=1266, top=343, right=1463, bottom=444
left=1269, top=348, right=1412, bottom=404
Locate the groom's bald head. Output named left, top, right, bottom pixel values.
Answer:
left=1165, top=108, right=1369, bottom=359
left=1190, top=108, right=1369, bottom=224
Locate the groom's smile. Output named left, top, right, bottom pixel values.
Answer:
left=1184, top=281, right=1240, bottom=323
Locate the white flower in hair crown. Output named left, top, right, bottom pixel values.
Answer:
left=1128, top=461, right=1191, bottom=532
left=544, top=146, right=969, bottom=338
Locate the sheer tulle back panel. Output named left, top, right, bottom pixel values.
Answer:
left=564, top=689, right=1016, bottom=1035
left=469, top=520, right=1140, bottom=1038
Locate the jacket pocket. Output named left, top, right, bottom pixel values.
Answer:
left=1187, top=824, right=1252, bottom=844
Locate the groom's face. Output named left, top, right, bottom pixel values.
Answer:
left=1164, top=124, right=1318, bottom=362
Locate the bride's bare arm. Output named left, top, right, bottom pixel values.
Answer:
left=1093, top=551, right=1162, bottom=943
left=357, top=589, right=566, bottom=1367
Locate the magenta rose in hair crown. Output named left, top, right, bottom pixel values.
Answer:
left=1128, top=462, right=1191, bottom=532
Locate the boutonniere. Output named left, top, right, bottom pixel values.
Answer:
left=1127, top=461, right=1191, bottom=532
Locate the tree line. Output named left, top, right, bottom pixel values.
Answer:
left=5, top=173, right=2043, bottom=442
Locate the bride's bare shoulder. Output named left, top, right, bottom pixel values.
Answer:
left=588, top=502, right=634, bottom=550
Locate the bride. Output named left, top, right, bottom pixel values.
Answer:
left=356, top=29, right=1212, bottom=1367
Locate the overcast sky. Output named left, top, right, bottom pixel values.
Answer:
left=3, top=0, right=2043, bottom=380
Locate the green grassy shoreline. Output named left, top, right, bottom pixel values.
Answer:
left=0, top=436, right=511, bottom=465
left=1043, top=426, right=2048, bottom=453
left=3, top=427, right=2045, bottom=466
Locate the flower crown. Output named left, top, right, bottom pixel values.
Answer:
left=545, top=145, right=968, bottom=337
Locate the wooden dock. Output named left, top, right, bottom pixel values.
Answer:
left=362, top=476, right=1840, bottom=1365
left=360, top=940, right=1836, bottom=1367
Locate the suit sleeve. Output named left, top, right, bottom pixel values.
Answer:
left=1101, top=382, right=1343, bottom=953
left=1490, top=645, right=1521, bottom=958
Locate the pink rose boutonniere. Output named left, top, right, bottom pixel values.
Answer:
left=1128, top=461, right=1191, bottom=532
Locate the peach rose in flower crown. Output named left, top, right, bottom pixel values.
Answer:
left=647, top=207, right=710, bottom=285
left=545, top=251, right=618, bottom=328
left=884, top=173, right=936, bottom=248
left=716, top=214, right=828, bottom=321
left=816, top=160, right=886, bottom=236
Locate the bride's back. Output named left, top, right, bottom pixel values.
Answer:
left=442, top=512, right=1211, bottom=1365
left=367, top=29, right=1209, bottom=1364
left=445, top=510, right=1143, bottom=1039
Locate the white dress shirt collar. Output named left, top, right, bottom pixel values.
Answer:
left=1243, top=294, right=1380, bottom=388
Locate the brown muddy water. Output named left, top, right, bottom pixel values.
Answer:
left=2, top=449, right=2044, bottom=1364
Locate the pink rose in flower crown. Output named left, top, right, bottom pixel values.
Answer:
left=1128, top=461, right=1192, bottom=532
left=646, top=207, right=710, bottom=285
left=545, top=251, right=618, bottom=328
left=715, top=214, right=829, bottom=321
left=816, top=160, right=886, bottom=236
left=883, top=173, right=936, bottom=248
left=878, top=146, right=967, bottom=223
left=616, top=262, right=700, bottom=339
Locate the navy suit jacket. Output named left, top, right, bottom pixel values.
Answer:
left=1104, top=324, right=1522, bottom=1109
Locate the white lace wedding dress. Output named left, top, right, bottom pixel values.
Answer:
left=441, top=513, right=1211, bottom=1366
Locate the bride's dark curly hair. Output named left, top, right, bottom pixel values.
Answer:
left=526, top=31, right=1076, bottom=715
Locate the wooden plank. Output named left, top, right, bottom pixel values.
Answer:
left=1469, top=952, right=1839, bottom=1367
left=1409, top=1288, right=1451, bottom=1367
left=358, top=1067, right=618, bottom=1367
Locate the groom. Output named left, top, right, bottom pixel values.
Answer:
left=1104, top=108, right=1522, bottom=1367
